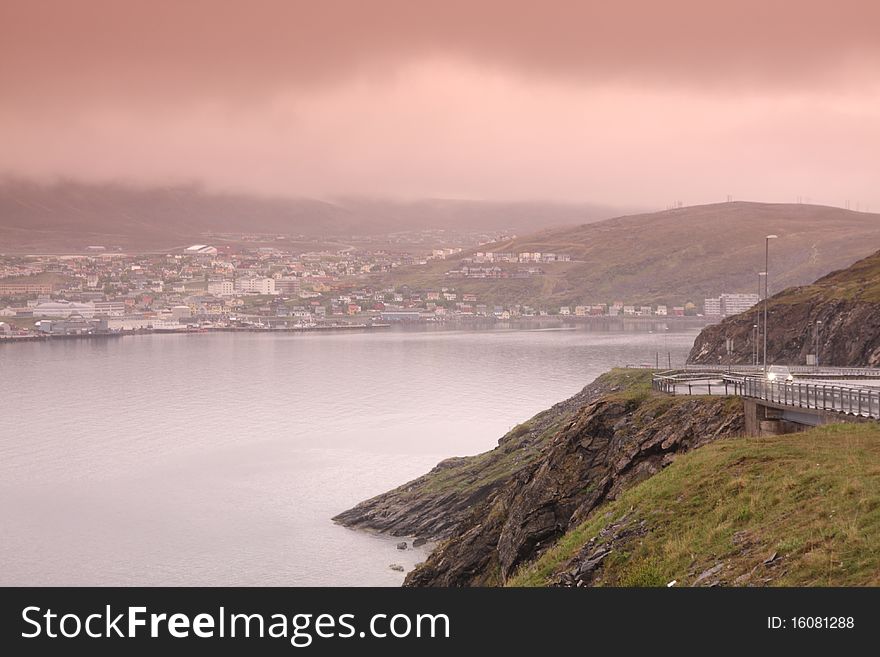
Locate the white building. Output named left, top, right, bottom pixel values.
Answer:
left=170, top=305, right=192, bottom=321
left=208, top=280, right=235, bottom=296
left=93, top=301, right=126, bottom=316
left=32, top=300, right=96, bottom=318
left=236, top=277, right=277, bottom=295
left=704, top=298, right=722, bottom=316
left=720, top=293, right=760, bottom=316
left=185, top=244, right=218, bottom=256
left=704, top=293, right=759, bottom=317
left=107, top=317, right=155, bottom=331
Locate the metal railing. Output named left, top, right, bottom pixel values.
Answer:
left=682, top=364, right=880, bottom=378
left=652, top=374, right=744, bottom=397
left=738, top=377, right=880, bottom=419
left=653, top=370, right=880, bottom=419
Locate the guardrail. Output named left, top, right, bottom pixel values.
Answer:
left=738, top=377, right=880, bottom=419
left=652, top=374, right=744, bottom=397
left=682, top=364, right=880, bottom=378
left=653, top=370, right=880, bottom=419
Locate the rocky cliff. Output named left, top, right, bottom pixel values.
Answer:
left=333, top=371, right=625, bottom=542
left=335, top=369, right=745, bottom=586
left=689, top=249, right=880, bottom=366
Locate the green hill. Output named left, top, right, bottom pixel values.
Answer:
left=511, top=422, right=880, bottom=587
left=378, top=201, right=880, bottom=308
left=339, top=367, right=880, bottom=587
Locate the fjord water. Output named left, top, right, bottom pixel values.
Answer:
left=0, top=325, right=698, bottom=585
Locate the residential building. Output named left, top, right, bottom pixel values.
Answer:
left=208, top=280, right=235, bottom=296
left=720, top=293, right=760, bottom=316
left=274, top=278, right=301, bottom=296
left=704, top=297, right=722, bottom=316
left=0, top=281, right=54, bottom=295
left=236, top=277, right=276, bottom=295
left=704, top=293, right=759, bottom=317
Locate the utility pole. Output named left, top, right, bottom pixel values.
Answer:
left=815, top=320, right=822, bottom=370
left=763, top=236, right=777, bottom=372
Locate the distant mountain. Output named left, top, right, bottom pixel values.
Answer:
left=689, top=248, right=880, bottom=366
left=381, top=201, right=880, bottom=307
left=0, top=179, right=626, bottom=251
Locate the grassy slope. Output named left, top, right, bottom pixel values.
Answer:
left=512, top=423, right=880, bottom=587
left=772, top=249, right=880, bottom=306
left=377, top=202, right=880, bottom=308
left=392, top=368, right=653, bottom=498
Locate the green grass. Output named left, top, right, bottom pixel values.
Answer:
left=409, top=368, right=656, bottom=497
left=773, top=250, right=880, bottom=306
left=510, top=422, right=880, bottom=587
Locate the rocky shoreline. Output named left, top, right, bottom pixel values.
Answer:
left=334, top=369, right=745, bottom=586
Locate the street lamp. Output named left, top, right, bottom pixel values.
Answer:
left=756, top=272, right=766, bottom=368
left=753, top=324, right=758, bottom=366
left=815, top=320, right=822, bottom=370
left=762, top=235, right=777, bottom=371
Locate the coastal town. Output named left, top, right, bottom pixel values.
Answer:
left=0, top=241, right=754, bottom=340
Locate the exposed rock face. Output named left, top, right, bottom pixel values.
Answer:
left=404, top=391, right=744, bottom=586
left=689, top=249, right=880, bottom=367
left=332, top=372, right=626, bottom=543
left=551, top=513, right=647, bottom=587
left=689, top=299, right=880, bottom=367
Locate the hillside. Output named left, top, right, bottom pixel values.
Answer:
left=336, top=369, right=746, bottom=586
left=0, top=178, right=622, bottom=251
left=689, top=249, right=880, bottom=366
left=333, top=371, right=628, bottom=542
left=377, top=201, right=880, bottom=308
left=337, top=368, right=880, bottom=587
left=511, top=422, right=880, bottom=587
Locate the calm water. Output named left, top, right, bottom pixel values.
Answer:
left=0, top=324, right=698, bottom=585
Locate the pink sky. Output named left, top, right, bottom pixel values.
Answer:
left=2, top=0, right=879, bottom=208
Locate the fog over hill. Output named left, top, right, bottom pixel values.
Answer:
left=0, top=179, right=627, bottom=251
left=381, top=201, right=880, bottom=307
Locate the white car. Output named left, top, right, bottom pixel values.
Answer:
left=766, top=365, right=794, bottom=382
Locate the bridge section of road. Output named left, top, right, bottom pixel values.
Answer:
left=652, top=367, right=880, bottom=434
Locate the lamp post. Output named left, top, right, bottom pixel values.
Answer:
left=815, top=320, right=822, bottom=370
left=756, top=272, right=766, bottom=368
left=753, top=324, right=758, bottom=366
left=763, top=235, right=777, bottom=372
